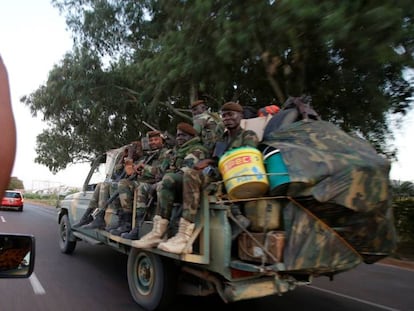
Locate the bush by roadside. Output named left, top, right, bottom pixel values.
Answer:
left=25, top=198, right=58, bottom=208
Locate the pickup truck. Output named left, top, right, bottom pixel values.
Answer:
left=56, top=110, right=396, bottom=311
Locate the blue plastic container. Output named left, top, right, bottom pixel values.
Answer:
left=263, top=148, right=290, bottom=193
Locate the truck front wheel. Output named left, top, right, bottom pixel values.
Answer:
left=58, top=214, right=77, bottom=254
left=127, top=249, right=177, bottom=311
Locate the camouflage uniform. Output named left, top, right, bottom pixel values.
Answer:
left=216, top=102, right=260, bottom=239
left=181, top=168, right=205, bottom=222
left=157, top=136, right=208, bottom=220
left=72, top=171, right=118, bottom=228
left=180, top=127, right=259, bottom=223
left=133, top=124, right=208, bottom=250
left=193, top=111, right=225, bottom=156
left=134, top=147, right=172, bottom=217
left=111, top=147, right=169, bottom=235
left=157, top=104, right=260, bottom=254
left=221, top=127, right=259, bottom=151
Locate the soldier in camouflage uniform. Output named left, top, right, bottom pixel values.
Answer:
left=219, top=101, right=259, bottom=150
left=72, top=182, right=109, bottom=228
left=73, top=141, right=143, bottom=229
left=109, top=131, right=168, bottom=236
left=218, top=101, right=260, bottom=239
left=119, top=131, right=172, bottom=239
left=133, top=122, right=208, bottom=249
left=190, top=99, right=225, bottom=156
left=158, top=102, right=259, bottom=254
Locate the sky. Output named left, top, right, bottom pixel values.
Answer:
left=0, top=1, right=413, bottom=191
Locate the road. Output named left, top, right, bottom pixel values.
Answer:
left=0, top=203, right=413, bottom=311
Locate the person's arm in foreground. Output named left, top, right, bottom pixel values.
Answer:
left=0, top=54, right=17, bottom=197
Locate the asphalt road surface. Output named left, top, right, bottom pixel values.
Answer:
left=0, top=203, right=413, bottom=311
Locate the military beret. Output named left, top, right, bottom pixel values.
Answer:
left=221, top=101, right=243, bottom=113
left=177, top=122, right=197, bottom=136
left=147, top=130, right=161, bottom=138
left=190, top=99, right=205, bottom=108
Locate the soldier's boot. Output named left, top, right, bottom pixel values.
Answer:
left=72, top=207, right=94, bottom=228
left=105, top=210, right=123, bottom=232
left=121, top=212, right=145, bottom=240
left=132, top=215, right=169, bottom=248
left=110, top=211, right=132, bottom=236
left=82, top=209, right=106, bottom=230
left=157, top=218, right=195, bottom=254
left=230, top=205, right=251, bottom=240
left=120, top=225, right=140, bottom=240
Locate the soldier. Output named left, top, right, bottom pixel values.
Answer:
left=158, top=101, right=259, bottom=254
left=132, top=122, right=208, bottom=249
left=73, top=141, right=143, bottom=229
left=190, top=99, right=225, bottom=157
left=217, top=101, right=260, bottom=239
left=72, top=182, right=109, bottom=228
left=119, top=131, right=171, bottom=239
left=219, top=101, right=259, bottom=150
left=109, top=131, right=169, bottom=236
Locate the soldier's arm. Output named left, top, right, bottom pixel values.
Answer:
left=242, top=130, right=260, bottom=148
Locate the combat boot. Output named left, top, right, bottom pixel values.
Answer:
left=158, top=218, right=195, bottom=254
left=132, top=215, right=169, bottom=248
left=110, top=211, right=132, bottom=236
left=72, top=207, right=94, bottom=228
left=105, top=210, right=122, bottom=232
left=121, top=212, right=144, bottom=240
left=121, top=225, right=139, bottom=240
left=82, top=209, right=106, bottom=230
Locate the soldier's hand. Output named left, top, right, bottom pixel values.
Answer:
left=135, top=163, right=145, bottom=172
left=124, top=158, right=134, bottom=175
left=194, top=159, right=215, bottom=170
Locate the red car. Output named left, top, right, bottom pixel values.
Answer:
left=1, top=190, right=24, bottom=212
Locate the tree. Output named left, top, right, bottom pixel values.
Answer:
left=23, top=0, right=414, bottom=172
left=8, top=177, right=24, bottom=190
left=391, top=180, right=414, bottom=242
left=391, top=180, right=414, bottom=201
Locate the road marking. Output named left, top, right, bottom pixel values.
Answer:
left=0, top=216, right=5, bottom=222
left=29, top=273, right=46, bottom=295
left=309, top=285, right=400, bottom=311
left=376, top=261, right=414, bottom=272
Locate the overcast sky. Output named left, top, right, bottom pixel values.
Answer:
left=0, top=0, right=88, bottom=190
left=0, top=0, right=413, bottom=191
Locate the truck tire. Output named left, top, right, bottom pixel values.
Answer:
left=58, top=214, right=77, bottom=254
left=127, top=249, right=177, bottom=311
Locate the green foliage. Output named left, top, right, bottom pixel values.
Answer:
left=393, top=199, right=414, bottom=241
left=23, top=193, right=61, bottom=207
left=8, top=177, right=24, bottom=190
left=23, top=0, right=414, bottom=172
left=391, top=180, right=414, bottom=200
left=391, top=180, right=414, bottom=242
left=23, top=193, right=55, bottom=200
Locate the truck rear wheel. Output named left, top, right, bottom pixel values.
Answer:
left=58, top=214, right=77, bottom=254
left=127, top=249, right=177, bottom=311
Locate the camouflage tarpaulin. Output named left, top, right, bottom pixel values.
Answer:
left=283, top=200, right=363, bottom=273
left=261, top=120, right=397, bottom=264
